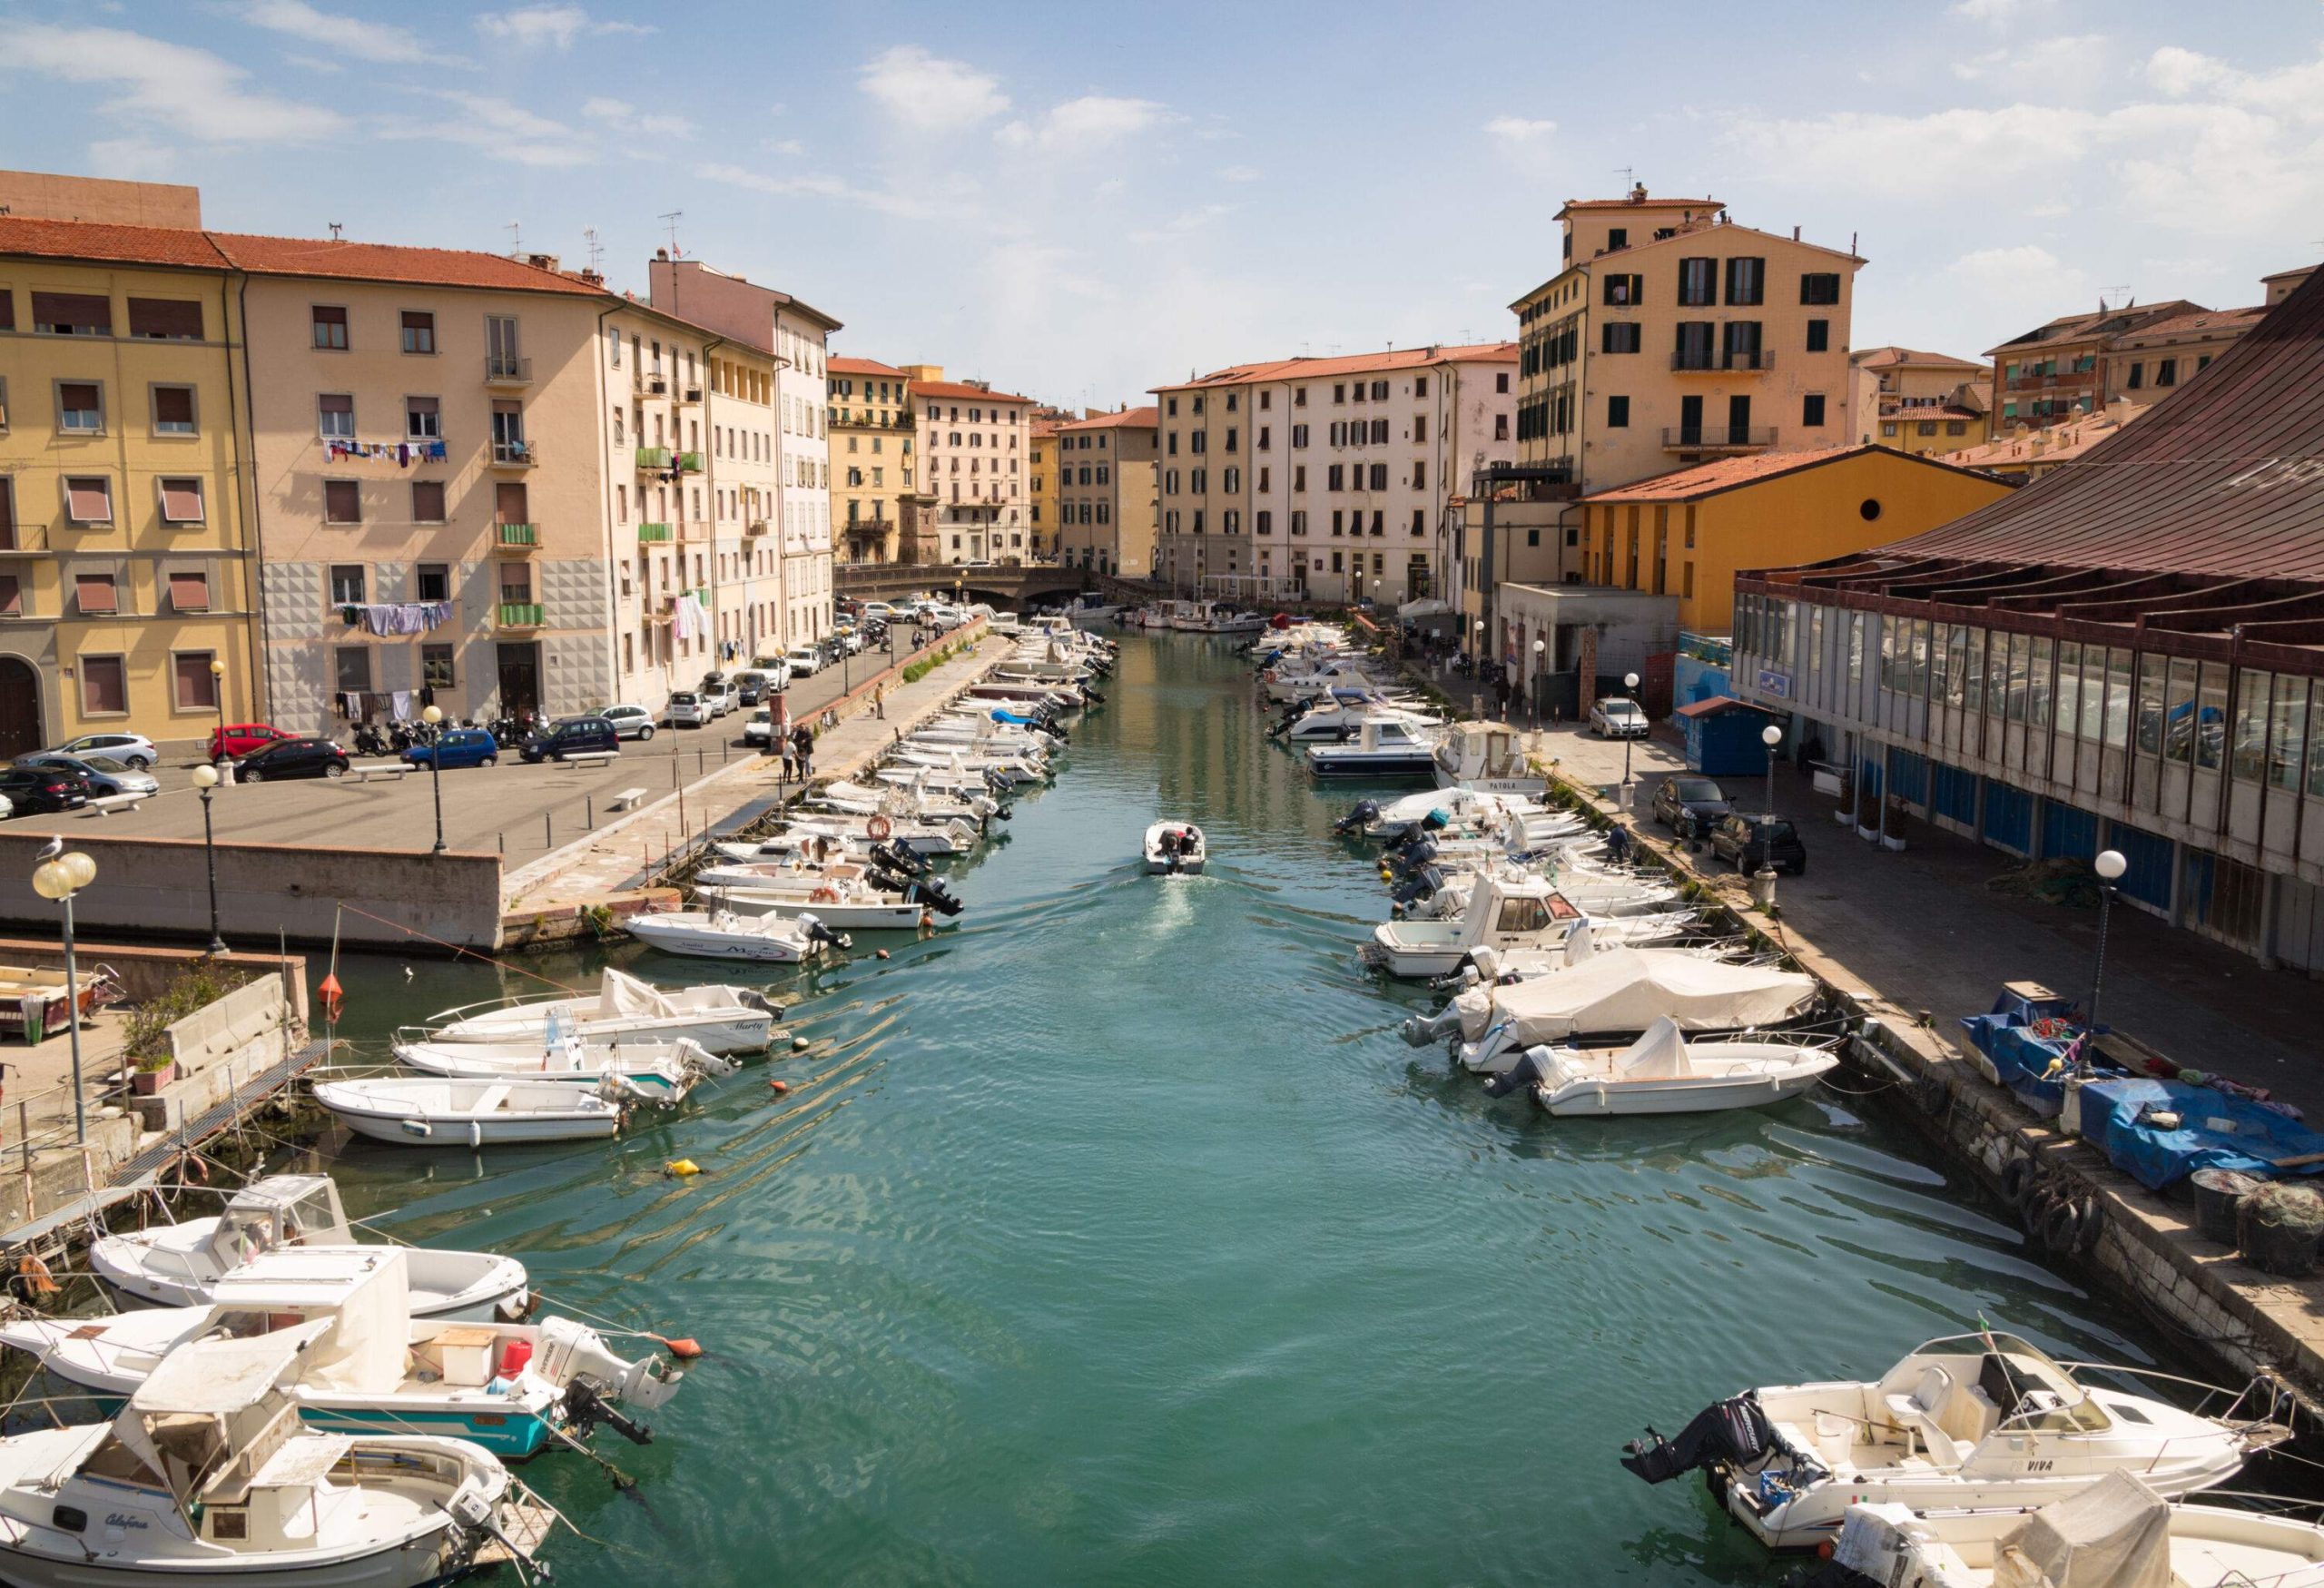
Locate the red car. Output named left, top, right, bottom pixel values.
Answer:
left=209, top=722, right=294, bottom=761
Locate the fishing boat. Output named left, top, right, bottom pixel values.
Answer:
left=91, top=1176, right=528, bottom=1322
left=0, top=1327, right=550, bottom=1586
left=1305, top=718, right=1443, bottom=781
left=1620, top=1330, right=2287, bottom=1551
left=1365, top=873, right=1674, bottom=981
left=1144, top=823, right=1206, bottom=875
left=626, top=909, right=852, bottom=963
left=1, top=1247, right=680, bottom=1459
left=1433, top=720, right=1549, bottom=797
left=1400, top=948, right=1818, bottom=1067
left=419, top=967, right=778, bottom=1055
left=1481, top=1017, right=1839, bottom=1114
left=390, top=1030, right=734, bottom=1096
left=312, top=1073, right=666, bottom=1148
left=1801, top=1473, right=2324, bottom=1588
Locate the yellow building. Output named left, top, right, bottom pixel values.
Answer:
left=826, top=355, right=915, bottom=563
left=1053, top=407, right=1158, bottom=577
left=1852, top=346, right=1990, bottom=456
left=0, top=215, right=256, bottom=755
left=1028, top=419, right=1059, bottom=562
left=1575, top=443, right=2014, bottom=633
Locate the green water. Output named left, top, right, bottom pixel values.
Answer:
left=316, top=635, right=2164, bottom=1586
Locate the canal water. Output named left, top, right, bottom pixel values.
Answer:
left=318, top=633, right=2162, bottom=1585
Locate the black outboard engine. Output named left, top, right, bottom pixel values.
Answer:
left=1332, top=799, right=1381, bottom=836
left=1389, top=864, right=1444, bottom=907
left=800, top=917, right=853, bottom=953
left=907, top=876, right=963, bottom=916
left=1617, top=1395, right=1773, bottom=1485
left=871, top=840, right=928, bottom=878
left=1481, top=1044, right=1558, bottom=1100
left=562, top=1380, right=653, bottom=1446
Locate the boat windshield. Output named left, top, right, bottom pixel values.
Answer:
left=1917, top=1332, right=2110, bottom=1434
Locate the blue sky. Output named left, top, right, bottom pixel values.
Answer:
left=3, top=1, right=2319, bottom=407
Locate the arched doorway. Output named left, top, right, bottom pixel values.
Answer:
left=0, top=658, right=41, bottom=759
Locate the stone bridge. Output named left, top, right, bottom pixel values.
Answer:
left=835, top=563, right=1155, bottom=611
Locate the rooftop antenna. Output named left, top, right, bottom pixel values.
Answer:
left=327, top=222, right=343, bottom=242
left=2102, top=283, right=2132, bottom=311
left=1614, top=166, right=1635, bottom=186
left=658, top=210, right=685, bottom=258
left=506, top=220, right=521, bottom=256
left=582, top=225, right=605, bottom=275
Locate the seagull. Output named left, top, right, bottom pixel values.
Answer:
left=34, top=836, right=63, bottom=862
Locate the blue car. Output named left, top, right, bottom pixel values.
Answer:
left=402, top=727, right=500, bottom=769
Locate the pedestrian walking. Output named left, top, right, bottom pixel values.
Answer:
left=779, top=738, right=796, bottom=784
left=874, top=684, right=886, bottom=721
left=793, top=722, right=815, bottom=780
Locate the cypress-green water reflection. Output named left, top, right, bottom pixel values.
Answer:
left=316, top=634, right=2156, bottom=1585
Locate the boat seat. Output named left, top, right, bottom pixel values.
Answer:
left=1883, top=1366, right=1965, bottom=1466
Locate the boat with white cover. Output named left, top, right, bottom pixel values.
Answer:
left=626, top=909, right=851, bottom=963
left=695, top=884, right=931, bottom=932
left=390, top=1030, right=734, bottom=1097
left=1803, top=1472, right=2324, bottom=1588
left=312, top=1073, right=664, bottom=1148
left=1620, top=1330, right=2287, bottom=1551
left=1365, top=873, right=1680, bottom=980
left=1481, top=1016, right=1839, bottom=1114
left=419, top=967, right=777, bottom=1055
left=2, top=1247, right=679, bottom=1459
left=1144, top=823, right=1206, bottom=875
left=0, top=1327, right=549, bottom=1587
left=1336, top=786, right=1553, bottom=841
left=92, top=1176, right=528, bottom=1322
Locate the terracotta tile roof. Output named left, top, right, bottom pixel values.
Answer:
left=2107, top=305, right=2267, bottom=345
left=911, top=380, right=1034, bottom=404
left=1159, top=341, right=1515, bottom=391
left=1556, top=195, right=1718, bottom=217
left=1057, top=406, right=1158, bottom=431
left=1672, top=695, right=1771, bottom=719
left=1934, top=409, right=2144, bottom=469
left=1983, top=300, right=2203, bottom=358
left=1854, top=345, right=1987, bottom=372
left=830, top=356, right=908, bottom=378
left=1581, top=442, right=2004, bottom=505
left=0, top=214, right=232, bottom=271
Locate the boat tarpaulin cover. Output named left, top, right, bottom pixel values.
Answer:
left=1993, top=1472, right=2171, bottom=1588
left=2078, top=1077, right=2324, bottom=1190
left=132, top=1317, right=334, bottom=1415
left=1617, top=1017, right=1692, bottom=1079
left=598, top=968, right=679, bottom=1020
left=1454, top=950, right=1815, bottom=1043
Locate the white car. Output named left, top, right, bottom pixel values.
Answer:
left=595, top=704, right=660, bottom=741
left=667, top=691, right=710, bottom=728
left=860, top=602, right=897, bottom=620
left=785, top=645, right=822, bottom=677
left=46, top=732, right=159, bottom=770
left=838, top=628, right=866, bottom=655
left=1590, top=698, right=1651, bottom=739
left=701, top=681, right=737, bottom=718
left=743, top=709, right=775, bottom=745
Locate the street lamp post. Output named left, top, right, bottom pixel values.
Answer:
left=419, top=705, right=447, bottom=853
left=209, top=657, right=231, bottom=784
left=189, top=765, right=225, bottom=953
left=1621, top=671, right=1641, bottom=798
left=2090, top=848, right=2128, bottom=1029
left=1761, top=721, right=1784, bottom=823
left=31, top=852, right=97, bottom=1143
left=1531, top=637, right=1545, bottom=731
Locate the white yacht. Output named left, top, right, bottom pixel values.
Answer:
left=1364, top=873, right=1684, bottom=980
left=1433, top=720, right=1549, bottom=797
left=1481, top=1018, right=1840, bottom=1115
left=417, top=968, right=778, bottom=1056
left=390, top=1031, right=734, bottom=1095
left=1277, top=693, right=1445, bottom=742
left=695, top=883, right=933, bottom=932
left=627, top=908, right=852, bottom=963
left=1305, top=718, right=1443, bottom=781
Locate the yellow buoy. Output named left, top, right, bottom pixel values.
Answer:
left=665, top=1159, right=702, bottom=1178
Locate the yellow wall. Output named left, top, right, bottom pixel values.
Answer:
left=0, top=258, right=256, bottom=751
left=1029, top=428, right=1058, bottom=560
left=1581, top=450, right=2013, bottom=633
left=1876, top=411, right=1984, bottom=457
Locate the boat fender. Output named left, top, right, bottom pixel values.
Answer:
left=769, top=1080, right=790, bottom=1094
left=792, top=1036, right=811, bottom=1051
left=2041, top=1193, right=2084, bottom=1255
left=1910, top=1072, right=1950, bottom=1118
left=1999, top=1153, right=2038, bottom=1208
left=2073, top=1194, right=2104, bottom=1255
left=468, top=1119, right=484, bottom=1150
left=15, top=1254, right=59, bottom=1297
left=665, top=1159, right=702, bottom=1178
left=877, top=948, right=893, bottom=960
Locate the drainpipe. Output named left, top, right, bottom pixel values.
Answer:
left=596, top=298, right=623, bottom=702
left=220, top=270, right=262, bottom=726
left=700, top=333, right=726, bottom=673
left=231, top=271, right=272, bottom=724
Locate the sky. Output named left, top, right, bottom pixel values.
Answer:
left=2, top=0, right=2319, bottom=409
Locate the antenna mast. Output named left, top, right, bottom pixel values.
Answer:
left=658, top=210, right=685, bottom=257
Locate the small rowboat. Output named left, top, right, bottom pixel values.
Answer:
left=314, top=1074, right=662, bottom=1147
left=1145, top=822, right=1206, bottom=875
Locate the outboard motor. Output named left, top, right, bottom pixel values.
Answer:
left=1389, top=864, right=1444, bottom=907
left=1618, top=1395, right=1774, bottom=1485
left=1481, top=1044, right=1559, bottom=1100
left=1399, top=1004, right=1466, bottom=1048
left=871, top=840, right=929, bottom=878
left=798, top=915, right=853, bottom=954
left=1332, top=799, right=1381, bottom=836
left=907, top=876, right=963, bottom=916
left=562, top=1379, right=655, bottom=1447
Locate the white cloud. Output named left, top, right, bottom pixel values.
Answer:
left=997, top=94, right=1168, bottom=152
left=2143, top=43, right=2324, bottom=119
left=0, top=22, right=345, bottom=143
left=698, top=161, right=978, bottom=222
left=475, top=5, right=651, bottom=49
left=239, top=1, right=434, bottom=64
left=85, top=137, right=182, bottom=180
left=379, top=91, right=593, bottom=166
left=1951, top=34, right=2111, bottom=96
left=1217, top=164, right=1261, bottom=183
left=858, top=46, right=1009, bottom=130
left=585, top=96, right=694, bottom=138
left=762, top=137, right=805, bottom=157
left=1128, top=204, right=1231, bottom=246
left=1484, top=115, right=1557, bottom=145
left=1951, top=0, right=2055, bottom=25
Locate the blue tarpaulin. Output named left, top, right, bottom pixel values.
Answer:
left=2078, top=1077, right=2324, bottom=1190
left=1961, top=988, right=2092, bottom=1118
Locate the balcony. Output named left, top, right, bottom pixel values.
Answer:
left=497, top=601, right=545, bottom=629
left=636, top=370, right=669, bottom=397
left=0, top=527, right=49, bottom=557
left=635, top=446, right=673, bottom=471
left=675, top=450, right=704, bottom=473
left=1671, top=350, right=1775, bottom=373
left=485, top=354, right=533, bottom=387
left=636, top=521, right=673, bottom=543
left=1662, top=425, right=1777, bottom=452
left=490, top=439, right=537, bottom=469
left=744, top=518, right=768, bottom=536
left=494, top=521, right=538, bottom=552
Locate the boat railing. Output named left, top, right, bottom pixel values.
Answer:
left=2053, top=1359, right=2276, bottom=1423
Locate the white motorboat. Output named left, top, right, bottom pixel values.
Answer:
left=313, top=1073, right=669, bottom=1148
left=1, top=1246, right=679, bottom=1459
left=1305, top=718, right=1443, bottom=781
left=1481, top=1017, right=1839, bottom=1114
left=1365, top=872, right=1671, bottom=981
left=419, top=967, right=778, bottom=1055
left=1144, top=822, right=1206, bottom=875
left=0, top=1328, right=547, bottom=1587
left=1621, top=1330, right=2287, bottom=1550
left=391, top=1030, right=734, bottom=1096
left=1817, top=1472, right=2324, bottom=1588
left=91, top=1176, right=527, bottom=1322
left=1335, top=785, right=1551, bottom=841
left=1433, top=720, right=1549, bottom=797
left=696, top=884, right=932, bottom=932
left=627, top=908, right=851, bottom=963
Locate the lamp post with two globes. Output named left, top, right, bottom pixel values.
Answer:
left=31, top=850, right=97, bottom=1143
left=1620, top=671, right=1641, bottom=799
left=1531, top=637, right=1545, bottom=730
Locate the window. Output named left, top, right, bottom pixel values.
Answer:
left=2157, top=358, right=2178, bottom=387
left=1327, top=465, right=1344, bottom=490
left=80, top=655, right=126, bottom=715
left=324, top=480, right=361, bottom=525
left=1725, top=257, right=1766, bottom=305
left=416, top=563, right=449, bottom=602
left=1947, top=420, right=1967, bottom=437
left=422, top=644, right=455, bottom=690
left=152, top=385, right=196, bottom=435
left=400, top=311, right=436, bottom=354
left=1607, top=395, right=1630, bottom=428
left=75, top=572, right=119, bottom=615
left=127, top=299, right=202, bottom=340
left=1805, top=319, right=1829, bottom=353
left=318, top=393, right=354, bottom=439
left=1603, top=273, right=1643, bottom=306
left=64, top=477, right=112, bottom=523
left=1331, top=509, right=1344, bottom=536
left=1369, top=463, right=1387, bottom=490
left=1917, top=420, right=1937, bottom=437
left=1494, top=372, right=1510, bottom=394
left=1256, top=509, right=1272, bottom=534
left=1413, top=461, right=1425, bottom=488
left=158, top=478, right=204, bottom=523
left=1677, top=257, right=1717, bottom=306
left=1602, top=322, right=1641, bottom=354
left=1802, top=393, right=1827, bottom=428
left=1494, top=413, right=1510, bottom=440
left=32, top=291, right=110, bottom=336
left=2125, top=362, right=2144, bottom=390
left=1882, top=421, right=1898, bottom=437
left=1799, top=272, right=1841, bottom=305
left=330, top=565, right=367, bottom=606
left=311, top=305, right=349, bottom=350
left=173, top=652, right=219, bottom=710
left=168, top=569, right=210, bottom=612
left=405, top=396, right=439, bottom=439
left=411, top=480, right=446, bottom=522
left=334, top=646, right=372, bottom=694
left=57, top=381, right=103, bottom=433
left=1333, top=382, right=1346, bottom=403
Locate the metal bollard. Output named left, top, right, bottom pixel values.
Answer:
left=1750, top=864, right=1778, bottom=911
left=544, top=812, right=552, bottom=848
left=586, top=796, right=595, bottom=829
left=697, top=749, right=705, bottom=776
left=498, top=832, right=505, bottom=854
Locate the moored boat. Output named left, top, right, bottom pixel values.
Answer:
left=627, top=909, right=852, bottom=963
left=1481, top=1017, right=1839, bottom=1114
left=420, top=967, right=777, bottom=1055
left=313, top=1074, right=664, bottom=1148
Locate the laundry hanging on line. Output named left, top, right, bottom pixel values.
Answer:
left=325, top=439, right=449, bottom=467
left=339, top=600, right=456, bottom=636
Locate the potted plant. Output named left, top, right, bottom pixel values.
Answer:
left=132, top=1053, right=176, bottom=1095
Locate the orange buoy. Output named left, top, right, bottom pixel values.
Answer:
left=874, top=948, right=891, bottom=961
left=17, top=1254, right=60, bottom=1296
left=769, top=1079, right=789, bottom=1094
left=653, top=1335, right=704, bottom=1359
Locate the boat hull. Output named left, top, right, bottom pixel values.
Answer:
left=1306, top=752, right=1440, bottom=780
left=0, top=1526, right=468, bottom=1588
left=1538, top=1067, right=1829, bottom=1115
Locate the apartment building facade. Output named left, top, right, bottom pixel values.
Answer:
left=0, top=218, right=257, bottom=755
left=910, top=370, right=1034, bottom=564
left=1029, top=419, right=1058, bottom=562
left=827, top=355, right=915, bottom=565
left=704, top=337, right=783, bottom=667
left=1851, top=346, right=1989, bottom=456
left=1152, top=345, right=1515, bottom=605
left=1053, top=407, right=1158, bottom=577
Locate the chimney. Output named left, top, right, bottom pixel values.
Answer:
left=1792, top=225, right=1800, bottom=241
left=525, top=252, right=558, bottom=271
left=1628, top=182, right=1647, bottom=204
left=655, top=247, right=670, bottom=261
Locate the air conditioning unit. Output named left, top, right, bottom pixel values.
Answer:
left=683, top=387, right=703, bottom=404
left=648, top=376, right=668, bottom=395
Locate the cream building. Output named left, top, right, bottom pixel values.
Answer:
left=1852, top=346, right=1990, bottom=456
left=1053, top=407, right=1157, bottom=577
left=908, top=368, right=1034, bottom=564
left=827, top=355, right=916, bottom=564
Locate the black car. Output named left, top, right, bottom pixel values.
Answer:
left=1651, top=774, right=1733, bottom=837
left=234, top=737, right=350, bottom=783
left=1708, top=814, right=1807, bottom=876
left=519, top=715, right=620, bottom=764
left=0, top=764, right=93, bottom=814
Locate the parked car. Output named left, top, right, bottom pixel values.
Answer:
left=210, top=722, right=295, bottom=762
left=0, top=764, right=90, bottom=814
left=519, top=716, right=621, bottom=764
left=1589, top=698, right=1651, bottom=739
left=784, top=645, right=822, bottom=677
left=44, top=732, right=158, bottom=770
left=1708, top=814, right=1807, bottom=876
left=860, top=601, right=897, bottom=620
left=667, top=692, right=711, bottom=728
left=838, top=628, right=866, bottom=656
left=734, top=666, right=790, bottom=705
left=22, top=754, right=158, bottom=800
left=701, top=680, right=737, bottom=718
left=596, top=704, right=660, bottom=741
left=1651, top=775, right=1733, bottom=837
left=234, top=737, right=350, bottom=783
left=743, top=708, right=775, bottom=745
left=402, top=727, right=499, bottom=770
